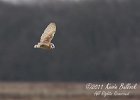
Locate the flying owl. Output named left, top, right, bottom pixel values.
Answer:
left=34, top=23, right=56, bottom=50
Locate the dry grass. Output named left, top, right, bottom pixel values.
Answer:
left=0, top=82, right=139, bottom=100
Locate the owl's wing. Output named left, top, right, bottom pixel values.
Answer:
left=40, top=23, right=56, bottom=44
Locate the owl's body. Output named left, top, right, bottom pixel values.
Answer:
left=34, top=23, right=56, bottom=50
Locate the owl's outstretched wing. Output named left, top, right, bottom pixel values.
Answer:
left=40, top=23, right=56, bottom=44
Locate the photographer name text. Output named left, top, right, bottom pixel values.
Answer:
left=86, top=83, right=138, bottom=97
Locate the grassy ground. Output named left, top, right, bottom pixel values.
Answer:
left=0, top=82, right=139, bottom=100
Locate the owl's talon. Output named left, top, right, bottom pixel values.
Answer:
left=34, top=45, right=39, bottom=48
left=34, top=45, right=37, bottom=48
left=50, top=43, right=55, bottom=49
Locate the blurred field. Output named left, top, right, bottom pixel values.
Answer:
left=0, top=82, right=139, bottom=100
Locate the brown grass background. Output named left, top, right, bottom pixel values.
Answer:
left=0, top=83, right=139, bottom=100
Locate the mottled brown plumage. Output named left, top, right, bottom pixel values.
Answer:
left=34, top=23, right=56, bottom=50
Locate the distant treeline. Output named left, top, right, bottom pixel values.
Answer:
left=0, top=0, right=140, bottom=82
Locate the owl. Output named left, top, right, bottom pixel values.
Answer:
left=34, top=23, right=56, bottom=50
